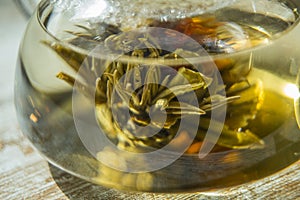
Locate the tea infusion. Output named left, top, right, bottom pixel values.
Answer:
left=16, top=1, right=300, bottom=191
left=44, top=9, right=294, bottom=152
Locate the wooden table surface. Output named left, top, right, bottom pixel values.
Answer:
left=0, top=1, right=299, bottom=199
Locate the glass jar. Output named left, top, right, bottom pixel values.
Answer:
left=15, top=0, right=300, bottom=192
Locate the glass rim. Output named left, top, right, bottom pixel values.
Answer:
left=37, top=0, right=300, bottom=65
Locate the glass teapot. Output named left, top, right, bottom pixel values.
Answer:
left=15, top=0, right=300, bottom=192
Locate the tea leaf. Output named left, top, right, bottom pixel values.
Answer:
left=198, top=118, right=264, bottom=149
left=44, top=23, right=267, bottom=151
left=42, top=41, right=85, bottom=72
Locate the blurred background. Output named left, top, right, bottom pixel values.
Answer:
left=0, top=0, right=26, bottom=107
left=14, top=0, right=39, bottom=18
left=0, top=1, right=31, bottom=198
